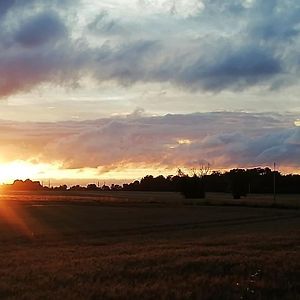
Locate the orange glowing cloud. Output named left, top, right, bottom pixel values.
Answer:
left=0, top=112, right=298, bottom=179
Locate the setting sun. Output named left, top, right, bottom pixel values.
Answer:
left=0, top=161, right=44, bottom=183
left=0, top=161, right=98, bottom=184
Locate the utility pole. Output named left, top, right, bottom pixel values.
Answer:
left=273, top=162, right=276, bottom=205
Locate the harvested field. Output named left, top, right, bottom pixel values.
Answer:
left=0, top=192, right=299, bottom=299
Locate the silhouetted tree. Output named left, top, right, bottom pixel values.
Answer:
left=2, top=167, right=300, bottom=197
left=101, top=184, right=110, bottom=191
left=69, top=185, right=85, bottom=191
left=228, top=169, right=248, bottom=199
left=177, top=169, right=206, bottom=199
left=5, top=179, right=43, bottom=191
left=111, top=184, right=122, bottom=191
left=87, top=184, right=98, bottom=190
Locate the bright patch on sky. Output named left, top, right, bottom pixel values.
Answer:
left=0, top=160, right=176, bottom=186
left=177, top=139, right=192, bottom=145
left=0, top=161, right=44, bottom=183
left=138, top=0, right=205, bottom=17
left=295, top=120, right=300, bottom=126
left=0, top=161, right=108, bottom=184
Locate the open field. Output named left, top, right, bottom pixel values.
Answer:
left=0, top=191, right=299, bottom=208
left=0, top=192, right=299, bottom=299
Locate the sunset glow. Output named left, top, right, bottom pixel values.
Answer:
left=0, top=0, right=298, bottom=183
left=177, top=139, right=192, bottom=145
left=0, top=160, right=177, bottom=185
left=0, top=200, right=33, bottom=237
left=0, top=161, right=44, bottom=183
left=0, top=161, right=103, bottom=184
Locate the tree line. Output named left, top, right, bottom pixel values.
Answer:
left=1, top=167, right=300, bottom=199
left=123, top=168, right=300, bottom=198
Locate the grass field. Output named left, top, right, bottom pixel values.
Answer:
left=0, top=191, right=299, bottom=299
left=1, top=191, right=299, bottom=208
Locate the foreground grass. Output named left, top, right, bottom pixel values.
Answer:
left=0, top=195, right=299, bottom=299
left=0, top=231, right=299, bottom=300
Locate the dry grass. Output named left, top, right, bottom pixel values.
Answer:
left=201, top=193, right=300, bottom=209
left=0, top=232, right=299, bottom=300
left=1, top=191, right=299, bottom=209
left=0, top=192, right=299, bottom=299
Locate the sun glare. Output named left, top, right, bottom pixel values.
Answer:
left=0, top=161, right=43, bottom=183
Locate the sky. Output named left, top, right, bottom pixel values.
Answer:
left=0, top=0, right=299, bottom=184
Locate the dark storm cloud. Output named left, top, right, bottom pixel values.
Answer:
left=0, top=41, right=85, bottom=97
left=84, top=0, right=300, bottom=92
left=248, top=1, right=300, bottom=42
left=181, top=46, right=282, bottom=91
left=0, top=1, right=16, bottom=19
left=0, top=1, right=83, bottom=97
left=1, top=0, right=300, bottom=97
left=14, top=12, right=67, bottom=47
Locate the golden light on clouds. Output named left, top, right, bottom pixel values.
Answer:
left=177, top=139, right=192, bottom=145
left=294, top=119, right=300, bottom=126
left=0, top=160, right=177, bottom=185
left=0, top=159, right=298, bottom=185
left=0, top=161, right=101, bottom=183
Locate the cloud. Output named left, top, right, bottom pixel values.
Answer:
left=0, top=112, right=298, bottom=172
left=175, top=45, right=282, bottom=91
left=0, top=40, right=86, bottom=97
left=14, top=12, right=67, bottom=47
left=0, top=0, right=300, bottom=98
left=88, top=11, right=128, bottom=36
left=0, top=1, right=16, bottom=19
left=249, top=0, right=300, bottom=39
left=86, top=0, right=300, bottom=91
left=0, top=0, right=83, bottom=97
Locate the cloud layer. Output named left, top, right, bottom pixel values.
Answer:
left=0, top=112, right=298, bottom=173
left=0, top=0, right=300, bottom=97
